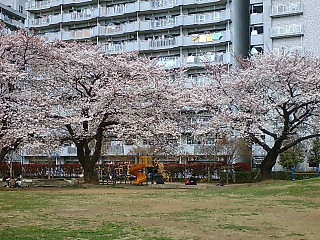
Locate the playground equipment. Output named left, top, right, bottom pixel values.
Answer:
left=96, top=155, right=171, bottom=185
left=129, top=155, right=170, bottom=185
left=129, top=163, right=147, bottom=184
left=157, top=162, right=170, bottom=182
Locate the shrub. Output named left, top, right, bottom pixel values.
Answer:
left=235, top=171, right=260, bottom=183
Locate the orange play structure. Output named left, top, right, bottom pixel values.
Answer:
left=129, top=156, right=153, bottom=184
left=129, top=163, right=147, bottom=184
left=127, top=155, right=170, bottom=185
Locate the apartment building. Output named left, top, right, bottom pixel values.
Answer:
left=25, top=0, right=250, bottom=79
left=250, top=0, right=320, bottom=56
left=0, top=0, right=26, bottom=32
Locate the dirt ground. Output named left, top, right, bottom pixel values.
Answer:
left=1, top=181, right=320, bottom=240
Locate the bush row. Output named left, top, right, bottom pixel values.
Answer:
left=0, top=163, right=83, bottom=178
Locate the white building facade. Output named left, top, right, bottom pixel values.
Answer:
left=0, top=0, right=27, bottom=31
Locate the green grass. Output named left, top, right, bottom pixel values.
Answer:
left=0, top=223, right=173, bottom=240
left=1, top=178, right=320, bottom=239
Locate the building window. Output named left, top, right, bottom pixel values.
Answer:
left=19, top=5, right=24, bottom=13
left=250, top=4, right=263, bottom=14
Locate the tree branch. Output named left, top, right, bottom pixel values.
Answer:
left=279, top=134, right=320, bottom=153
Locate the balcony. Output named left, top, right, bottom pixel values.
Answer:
left=250, top=13, right=263, bottom=25
left=150, top=17, right=177, bottom=29
left=154, top=53, right=229, bottom=69
left=100, top=4, right=128, bottom=17
left=62, top=28, right=95, bottom=40
left=100, top=24, right=125, bottom=35
left=104, top=145, right=124, bottom=155
left=99, top=21, right=138, bottom=36
left=188, top=75, right=211, bottom=86
left=193, top=11, right=226, bottom=23
left=273, top=46, right=304, bottom=55
left=27, top=0, right=94, bottom=10
left=271, top=2, right=303, bottom=17
left=185, top=52, right=226, bottom=67
left=27, top=0, right=63, bottom=10
left=250, top=34, right=264, bottom=46
left=102, top=43, right=124, bottom=54
left=271, top=24, right=303, bottom=38
left=41, top=31, right=61, bottom=42
left=157, top=56, right=181, bottom=68
left=149, top=0, right=178, bottom=9
left=149, top=37, right=176, bottom=49
left=29, top=14, right=62, bottom=27
left=63, top=8, right=98, bottom=23
left=0, top=13, right=24, bottom=28
left=140, top=16, right=179, bottom=31
left=183, top=30, right=231, bottom=47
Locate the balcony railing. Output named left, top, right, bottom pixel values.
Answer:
left=102, top=43, right=124, bottom=53
left=31, top=16, right=52, bottom=26
left=194, top=12, right=223, bottom=23
left=70, top=28, right=94, bottom=38
left=71, top=9, right=95, bottom=20
left=190, top=31, right=225, bottom=43
left=273, top=46, right=304, bottom=55
left=0, top=14, right=24, bottom=28
left=150, top=37, right=176, bottom=48
left=189, top=75, right=211, bottom=86
left=104, top=145, right=124, bottom=155
left=100, top=24, right=125, bottom=34
left=271, top=2, right=302, bottom=16
left=186, top=53, right=224, bottom=65
left=271, top=24, right=303, bottom=38
left=41, top=31, right=61, bottom=42
left=157, top=56, right=180, bottom=68
left=27, top=0, right=62, bottom=9
left=100, top=4, right=126, bottom=15
left=150, top=0, right=178, bottom=8
left=150, top=17, right=177, bottom=28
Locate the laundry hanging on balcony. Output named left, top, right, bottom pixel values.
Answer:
left=212, top=32, right=223, bottom=40
left=191, top=32, right=223, bottom=43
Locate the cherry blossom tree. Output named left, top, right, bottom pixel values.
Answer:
left=33, top=41, right=185, bottom=183
left=203, top=53, right=320, bottom=179
left=0, top=27, right=48, bottom=163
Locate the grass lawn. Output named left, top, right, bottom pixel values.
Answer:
left=1, top=179, right=320, bottom=240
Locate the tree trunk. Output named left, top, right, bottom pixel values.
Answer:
left=83, top=165, right=99, bottom=184
left=0, top=139, right=21, bottom=163
left=260, top=151, right=279, bottom=180
left=82, top=158, right=99, bottom=184
left=0, top=147, right=9, bottom=163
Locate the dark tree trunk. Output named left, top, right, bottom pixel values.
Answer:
left=0, top=147, right=9, bottom=163
left=66, top=122, right=115, bottom=184
left=75, top=142, right=100, bottom=184
left=260, top=150, right=279, bottom=180
left=82, top=159, right=99, bottom=184
left=0, top=138, right=22, bottom=163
